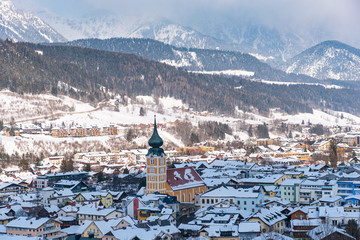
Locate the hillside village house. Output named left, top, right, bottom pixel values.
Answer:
left=197, top=185, right=265, bottom=213
left=6, top=217, right=62, bottom=239
left=77, top=206, right=123, bottom=224
left=248, top=208, right=287, bottom=234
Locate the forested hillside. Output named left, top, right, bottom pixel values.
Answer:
left=58, top=38, right=319, bottom=83
left=1, top=39, right=360, bottom=116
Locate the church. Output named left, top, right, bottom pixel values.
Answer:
left=145, top=118, right=206, bottom=203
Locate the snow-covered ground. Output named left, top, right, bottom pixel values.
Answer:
left=1, top=91, right=360, bottom=155
left=191, top=69, right=255, bottom=77
left=251, top=79, right=344, bottom=89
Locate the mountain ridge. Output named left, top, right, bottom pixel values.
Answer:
left=0, top=0, right=65, bottom=43
left=284, top=40, right=360, bottom=81
left=0, top=39, right=358, bottom=117
left=56, top=37, right=321, bottom=84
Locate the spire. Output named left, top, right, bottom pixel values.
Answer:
left=148, top=115, right=163, bottom=148
left=147, top=115, right=165, bottom=156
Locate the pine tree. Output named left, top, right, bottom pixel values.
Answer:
left=190, top=132, right=200, bottom=144
left=60, top=160, right=67, bottom=172
left=248, top=125, right=253, bottom=137
left=126, top=128, right=134, bottom=142
left=84, top=163, right=91, bottom=172
left=329, top=139, right=338, bottom=168
left=68, top=158, right=74, bottom=171
left=97, top=171, right=104, bottom=182
left=139, top=107, right=146, bottom=116
left=288, top=131, right=293, bottom=139
left=346, top=219, right=360, bottom=239
left=35, top=157, right=41, bottom=166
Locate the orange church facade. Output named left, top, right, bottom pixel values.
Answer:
left=145, top=118, right=206, bottom=203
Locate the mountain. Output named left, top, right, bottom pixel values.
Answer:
left=284, top=40, right=360, bottom=81
left=36, top=14, right=229, bottom=50
left=32, top=12, right=322, bottom=63
left=0, top=0, right=65, bottom=43
left=0, top=39, right=359, bottom=116
left=57, top=37, right=321, bottom=83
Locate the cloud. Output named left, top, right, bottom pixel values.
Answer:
left=12, top=0, right=360, bottom=48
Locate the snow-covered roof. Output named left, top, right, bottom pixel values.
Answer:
left=6, top=217, right=57, bottom=229
left=238, top=221, right=260, bottom=233
left=167, top=167, right=205, bottom=191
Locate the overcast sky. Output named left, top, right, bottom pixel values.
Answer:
left=12, top=0, right=360, bottom=48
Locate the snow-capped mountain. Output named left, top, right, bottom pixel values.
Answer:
left=127, top=20, right=227, bottom=50
left=32, top=12, right=315, bottom=63
left=0, top=0, right=65, bottom=43
left=284, top=40, right=360, bottom=81
left=37, top=14, right=227, bottom=50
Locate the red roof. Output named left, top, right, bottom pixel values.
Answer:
left=166, top=167, right=205, bottom=191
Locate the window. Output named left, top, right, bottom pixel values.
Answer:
left=150, top=159, right=154, bottom=165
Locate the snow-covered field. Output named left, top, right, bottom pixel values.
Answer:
left=1, top=91, right=360, bottom=155
left=191, top=69, right=255, bottom=77
left=251, top=79, right=344, bottom=89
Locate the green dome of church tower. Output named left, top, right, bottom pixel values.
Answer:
left=147, top=116, right=165, bottom=156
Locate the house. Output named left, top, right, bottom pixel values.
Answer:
left=289, top=207, right=309, bottom=220
left=57, top=205, right=78, bottom=228
left=123, top=196, right=146, bottom=219
left=248, top=208, right=287, bottom=234
left=76, top=217, right=135, bottom=239
left=51, top=127, right=67, bottom=137
left=310, top=195, right=342, bottom=207
left=337, top=176, right=360, bottom=198
left=280, top=179, right=303, bottom=203
left=178, top=224, right=203, bottom=238
left=318, top=206, right=360, bottom=227
left=200, top=225, right=238, bottom=240
left=6, top=217, right=62, bottom=239
left=77, top=206, right=123, bottom=225
left=299, top=180, right=338, bottom=205
left=345, top=195, right=360, bottom=205
left=42, top=188, right=75, bottom=207
left=74, top=191, right=115, bottom=208
left=307, top=224, right=355, bottom=240
left=0, top=207, right=15, bottom=225
left=69, top=126, right=85, bottom=137
left=0, top=182, right=28, bottom=197
left=240, top=174, right=289, bottom=186
left=32, top=171, right=90, bottom=189
left=291, top=219, right=321, bottom=240
left=238, top=221, right=261, bottom=240
left=54, top=180, right=90, bottom=193
left=43, top=156, right=65, bottom=166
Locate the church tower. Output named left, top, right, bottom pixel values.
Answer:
left=146, top=116, right=167, bottom=194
